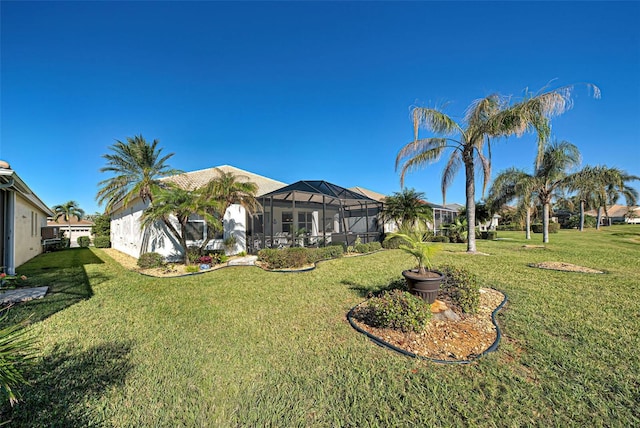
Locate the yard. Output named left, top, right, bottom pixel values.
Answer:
left=1, top=226, right=639, bottom=426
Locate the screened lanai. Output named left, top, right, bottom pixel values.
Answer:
left=248, top=180, right=383, bottom=252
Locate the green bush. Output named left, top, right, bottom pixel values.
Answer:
left=532, top=223, right=560, bottom=234
left=185, top=265, right=199, bottom=273
left=382, top=234, right=409, bottom=249
left=496, top=223, right=524, bottom=231
left=486, top=231, right=498, bottom=240
left=93, top=236, right=111, bottom=248
left=438, top=265, right=481, bottom=314
left=364, top=290, right=431, bottom=333
left=77, top=236, right=91, bottom=248
left=258, top=246, right=344, bottom=269
left=137, top=252, right=165, bottom=269
left=367, top=242, right=382, bottom=251
left=565, top=215, right=597, bottom=229
left=431, top=235, right=450, bottom=243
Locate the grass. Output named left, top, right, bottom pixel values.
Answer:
left=1, top=226, right=639, bottom=426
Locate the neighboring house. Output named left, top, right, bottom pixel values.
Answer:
left=0, top=161, right=53, bottom=274
left=45, top=215, right=94, bottom=247
left=109, top=165, right=287, bottom=260
left=585, top=204, right=640, bottom=225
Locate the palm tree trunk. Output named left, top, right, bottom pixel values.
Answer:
left=525, top=207, right=531, bottom=240
left=579, top=200, right=585, bottom=232
left=543, top=203, right=550, bottom=243
left=464, top=155, right=477, bottom=253
left=596, top=206, right=602, bottom=231
left=67, top=219, right=72, bottom=248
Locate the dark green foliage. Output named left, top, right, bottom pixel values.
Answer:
left=137, top=252, right=165, bottom=269
left=91, top=213, right=111, bottom=237
left=381, top=234, right=409, bottom=249
left=481, top=231, right=498, bottom=240
left=565, top=215, right=597, bottom=229
left=257, top=246, right=344, bottom=270
left=431, top=235, right=450, bottom=243
left=77, top=236, right=91, bottom=248
left=354, top=242, right=382, bottom=253
left=496, top=223, right=524, bottom=231
left=93, top=236, right=111, bottom=248
left=363, top=290, right=431, bottom=333
left=0, top=312, right=35, bottom=406
left=532, top=223, right=560, bottom=234
left=439, top=264, right=481, bottom=314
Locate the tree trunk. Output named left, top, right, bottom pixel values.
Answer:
left=525, top=207, right=531, bottom=240
left=67, top=219, right=72, bottom=248
left=579, top=200, right=585, bottom=232
left=464, top=153, right=476, bottom=253
left=543, top=202, right=550, bottom=243
left=596, top=206, right=602, bottom=231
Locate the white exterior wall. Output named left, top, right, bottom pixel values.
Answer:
left=110, top=200, right=249, bottom=260
left=13, top=193, right=48, bottom=269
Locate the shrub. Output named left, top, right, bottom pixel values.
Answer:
left=93, top=236, right=111, bottom=248
left=186, top=247, right=202, bottom=264
left=382, top=234, right=408, bottom=249
left=198, top=255, right=213, bottom=265
left=486, top=231, right=498, bottom=240
left=364, top=290, right=431, bottom=333
left=532, top=223, right=560, bottom=234
left=258, top=246, right=344, bottom=269
left=565, top=215, right=597, bottom=229
left=77, top=236, right=91, bottom=248
left=185, top=265, right=199, bottom=273
left=137, top=252, right=165, bottom=269
left=354, top=243, right=369, bottom=253
left=438, top=264, right=481, bottom=314
left=431, top=235, right=450, bottom=243
left=367, top=242, right=382, bottom=251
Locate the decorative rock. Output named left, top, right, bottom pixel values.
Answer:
left=430, top=299, right=448, bottom=313
left=432, top=308, right=461, bottom=322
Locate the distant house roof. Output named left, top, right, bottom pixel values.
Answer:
left=585, top=204, right=639, bottom=218
left=47, top=215, right=94, bottom=227
left=0, top=166, right=53, bottom=216
left=164, top=165, right=287, bottom=196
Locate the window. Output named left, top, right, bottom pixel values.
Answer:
left=31, top=211, right=38, bottom=236
left=185, top=215, right=205, bottom=241
left=298, top=212, right=313, bottom=233
left=282, top=212, right=293, bottom=233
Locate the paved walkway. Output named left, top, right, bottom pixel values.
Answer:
left=0, top=286, right=49, bottom=304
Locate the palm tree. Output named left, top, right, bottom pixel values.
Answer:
left=379, top=188, right=433, bottom=230
left=140, top=185, right=220, bottom=264
left=52, top=200, right=85, bottom=247
left=487, top=141, right=581, bottom=243
left=196, top=168, right=261, bottom=253
left=570, top=166, right=639, bottom=230
left=396, top=84, right=599, bottom=253
left=486, top=168, right=537, bottom=240
left=96, top=135, right=182, bottom=212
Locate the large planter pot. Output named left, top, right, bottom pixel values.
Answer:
left=402, top=269, right=445, bottom=304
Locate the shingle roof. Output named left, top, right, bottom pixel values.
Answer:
left=164, top=165, right=287, bottom=196
left=47, top=216, right=94, bottom=226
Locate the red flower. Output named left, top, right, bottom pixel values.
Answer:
left=0, top=273, right=5, bottom=278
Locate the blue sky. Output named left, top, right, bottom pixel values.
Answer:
left=1, top=1, right=639, bottom=215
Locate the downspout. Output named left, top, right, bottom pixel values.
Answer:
left=4, top=190, right=16, bottom=274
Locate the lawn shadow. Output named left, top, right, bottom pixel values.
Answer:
left=0, top=340, right=134, bottom=426
left=343, top=277, right=407, bottom=298
left=1, top=249, right=112, bottom=327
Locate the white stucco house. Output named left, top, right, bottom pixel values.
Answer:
left=45, top=215, right=94, bottom=247
left=0, top=161, right=53, bottom=274
left=109, top=165, right=287, bottom=260
left=108, top=165, right=393, bottom=260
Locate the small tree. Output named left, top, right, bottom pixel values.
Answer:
left=52, top=201, right=85, bottom=248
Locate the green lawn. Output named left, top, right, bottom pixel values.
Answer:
left=1, top=226, right=639, bottom=426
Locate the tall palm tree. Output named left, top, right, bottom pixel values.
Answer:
left=396, top=84, right=599, bottom=253
left=379, top=188, right=433, bottom=230
left=52, top=200, right=85, bottom=247
left=487, top=141, right=581, bottom=243
left=196, top=168, right=260, bottom=253
left=96, top=135, right=182, bottom=212
left=140, top=185, right=220, bottom=264
left=570, top=166, right=639, bottom=230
